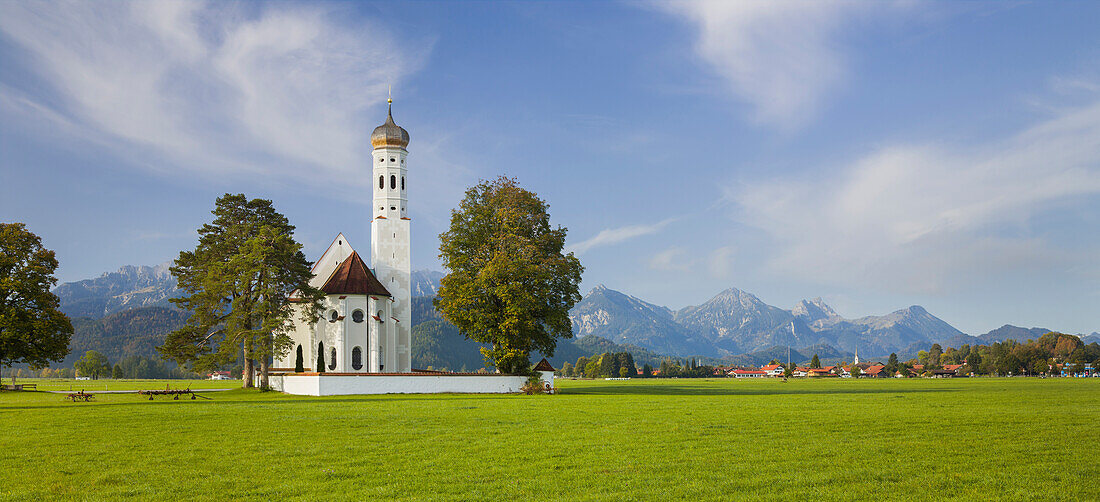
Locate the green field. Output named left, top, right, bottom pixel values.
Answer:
left=1, top=378, right=1096, bottom=501
left=7, top=378, right=240, bottom=392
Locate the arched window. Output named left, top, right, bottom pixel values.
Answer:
left=379, top=345, right=384, bottom=371
left=329, top=347, right=337, bottom=370
left=352, top=310, right=364, bottom=323
left=317, top=342, right=324, bottom=372
left=401, top=176, right=405, bottom=190
left=329, top=310, right=339, bottom=322
left=377, top=310, right=384, bottom=322
left=378, top=175, right=384, bottom=189
left=390, top=175, right=396, bottom=189
left=352, top=347, right=363, bottom=370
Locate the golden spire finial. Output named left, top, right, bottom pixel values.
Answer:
left=388, top=85, right=392, bottom=104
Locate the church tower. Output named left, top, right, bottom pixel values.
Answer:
left=369, top=100, right=412, bottom=372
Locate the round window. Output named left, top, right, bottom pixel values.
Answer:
left=352, top=310, right=364, bottom=323
left=329, top=310, right=339, bottom=322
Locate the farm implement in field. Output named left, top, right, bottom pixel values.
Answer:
left=66, top=391, right=94, bottom=402
left=138, top=386, right=212, bottom=401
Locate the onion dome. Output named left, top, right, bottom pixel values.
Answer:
left=371, top=101, right=410, bottom=150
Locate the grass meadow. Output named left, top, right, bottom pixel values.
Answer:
left=8, top=378, right=240, bottom=392
left=1, top=377, right=1096, bottom=501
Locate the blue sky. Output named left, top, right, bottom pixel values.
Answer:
left=2, top=1, right=1098, bottom=335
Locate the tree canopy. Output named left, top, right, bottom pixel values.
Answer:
left=74, top=350, right=110, bottom=380
left=0, top=223, right=72, bottom=382
left=435, top=177, right=584, bottom=374
left=159, top=194, right=323, bottom=388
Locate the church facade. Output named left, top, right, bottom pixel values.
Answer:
left=273, top=103, right=413, bottom=374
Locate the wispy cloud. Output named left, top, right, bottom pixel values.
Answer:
left=650, top=0, right=906, bottom=129
left=648, top=247, right=689, bottom=271
left=569, top=218, right=675, bottom=255
left=727, top=90, right=1100, bottom=293
left=648, top=245, right=735, bottom=277
left=0, top=1, right=428, bottom=190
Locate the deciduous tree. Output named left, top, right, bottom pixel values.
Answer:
left=74, top=350, right=110, bottom=380
left=435, top=177, right=583, bottom=374
left=0, top=223, right=73, bottom=385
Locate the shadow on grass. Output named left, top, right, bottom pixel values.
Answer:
left=559, top=384, right=960, bottom=397
left=0, top=390, right=519, bottom=411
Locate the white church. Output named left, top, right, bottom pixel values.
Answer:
left=273, top=101, right=413, bottom=376
left=268, top=102, right=554, bottom=395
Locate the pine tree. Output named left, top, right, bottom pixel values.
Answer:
left=599, top=352, right=614, bottom=377
left=811, top=354, right=821, bottom=368
left=622, top=352, right=637, bottom=377
left=159, top=194, right=324, bottom=389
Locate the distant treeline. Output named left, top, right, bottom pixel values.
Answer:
left=561, top=352, right=638, bottom=378
left=560, top=352, right=721, bottom=378
left=6, top=352, right=204, bottom=380
left=904, top=332, right=1100, bottom=376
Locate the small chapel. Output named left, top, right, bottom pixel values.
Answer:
left=273, top=100, right=413, bottom=374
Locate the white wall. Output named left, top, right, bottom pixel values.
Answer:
left=268, top=373, right=552, bottom=396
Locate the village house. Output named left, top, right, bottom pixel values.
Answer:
left=861, top=365, right=887, bottom=378
left=729, top=369, right=767, bottom=378
left=761, top=364, right=785, bottom=377
left=208, top=371, right=231, bottom=381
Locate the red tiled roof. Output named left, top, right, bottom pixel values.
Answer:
left=730, top=369, right=766, bottom=375
left=943, top=364, right=963, bottom=371
left=320, top=251, right=391, bottom=296
left=761, top=365, right=784, bottom=371
left=863, top=365, right=886, bottom=375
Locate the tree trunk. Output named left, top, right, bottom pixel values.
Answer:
left=242, top=339, right=254, bottom=389
left=260, top=333, right=272, bottom=389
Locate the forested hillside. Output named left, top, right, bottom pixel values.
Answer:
left=66, top=306, right=188, bottom=365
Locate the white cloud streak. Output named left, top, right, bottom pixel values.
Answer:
left=569, top=218, right=675, bottom=255
left=728, top=95, right=1100, bottom=293
left=651, top=0, right=904, bottom=129
left=0, top=1, right=427, bottom=188
left=648, top=247, right=689, bottom=272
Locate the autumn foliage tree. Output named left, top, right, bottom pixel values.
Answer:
left=435, top=177, right=583, bottom=374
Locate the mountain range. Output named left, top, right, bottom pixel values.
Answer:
left=53, top=263, right=447, bottom=319
left=567, top=285, right=1099, bottom=359
left=54, top=262, right=181, bottom=319
left=49, top=263, right=1097, bottom=369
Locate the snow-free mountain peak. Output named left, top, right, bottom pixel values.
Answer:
left=792, top=297, right=840, bottom=323
left=54, top=261, right=181, bottom=319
